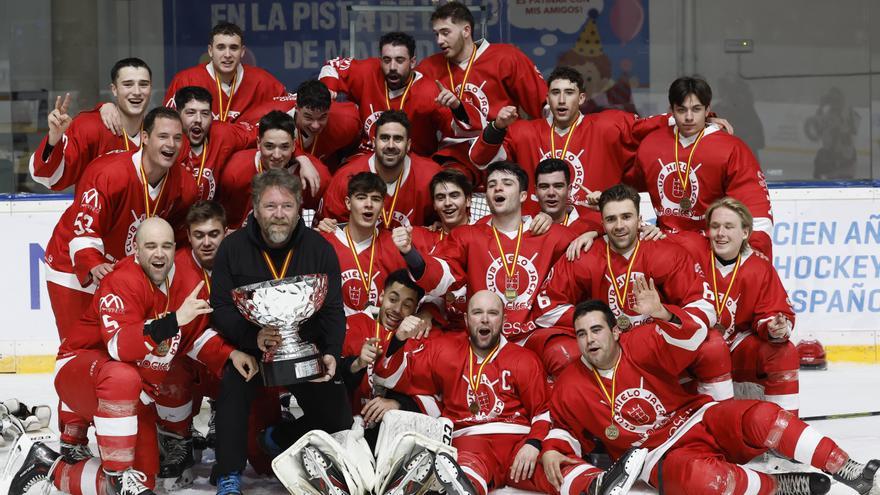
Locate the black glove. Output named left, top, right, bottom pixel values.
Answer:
left=144, top=312, right=179, bottom=344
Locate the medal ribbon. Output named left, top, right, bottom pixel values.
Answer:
left=491, top=222, right=523, bottom=292
left=202, top=269, right=212, bottom=296
left=673, top=127, right=706, bottom=194
left=374, top=319, right=394, bottom=343
left=605, top=240, right=641, bottom=312
left=345, top=226, right=377, bottom=297
left=123, top=126, right=143, bottom=152
left=262, top=250, right=293, bottom=280
left=710, top=250, right=741, bottom=317
left=380, top=172, right=405, bottom=227
left=143, top=273, right=172, bottom=320
left=298, top=131, right=319, bottom=155
left=214, top=70, right=238, bottom=122
left=384, top=74, right=415, bottom=111
left=139, top=162, right=167, bottom=218
left=590, top=354, right=621, bottom=429
left=195, top=139, right=209, bottom=185
left=467, top=343, right=500, bottom=408
left=446, top=44, right=479, bottom=101
left=549, top=114, right=583, bottom=161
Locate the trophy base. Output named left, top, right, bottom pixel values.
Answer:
left=260, top=355, right=325, bottom=386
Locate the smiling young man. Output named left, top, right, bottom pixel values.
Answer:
left=320, top=110, right=441, bottom=229
left=174, top=86, right=257, bottom=200
left=319, top=31, right=482, bottom=157
left=392, top=161, right=576, bottom=369
left=320, top=172, right=407, bottom=315
left=219, top=110, right=331, bottom=228
left=534, top=158, right=601, bottom=236
left=672, top=198, right=799, bottom=414
left=30, top=58, right=153, bottom=191
left=44, top=107, right=198, bottom=349
left=530, top=184, right=728, bottom=389
left=632, top=77, right=774, bottom=257
left=164, top=22, right=286, bottom=122
left=543, top=298, right=880, bottom=495
left=470, top=66, right=668, bottom=221
left=238, top=79, right=362, bottom=171
left=10, top=217, right=254, bottom=495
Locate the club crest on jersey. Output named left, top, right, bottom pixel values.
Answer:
left=463, top=374, right=504, bottom=419
left=363, top=106, right=383, bottom=138
left=613, top=383, right=669, bottom=439
left=539, top=148, right=586, bottom=205
left=192, top=167, right=216, bottom=200
left=99, top=294, right=125, bottom=313
left=656, top=160, right=702, bottom=220
left=341, top=269, right=378, bottom=311
left=454, top=81, right=490, bottom=116
left=485, top=253, right=539, bottom=310
left=718, top=295, right=740, bottom=342
left=125, top=211, right=146, bottom=255
left=81, top=188, right=101, bottom=211
left=379, top=210, right=412, bottom=229
left=605, top=271, right=648, bottom=328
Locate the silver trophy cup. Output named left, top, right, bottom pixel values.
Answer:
left=232, top=274, right=328, bottom=386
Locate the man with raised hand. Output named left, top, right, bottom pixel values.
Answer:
left=10, top=217, right=255, bottom=495
left=30, top=58, right=152, bottom=191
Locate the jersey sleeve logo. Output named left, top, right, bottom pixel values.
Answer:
left=81, top=188, right=100, bottom=210
left=99, top=293, right=125, bottom=313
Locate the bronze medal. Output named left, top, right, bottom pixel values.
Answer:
left=469, top=401, right=479, bottom=414
left=616, top=315, right=632, bottom=331
left=605, top=424, right=619, bottom=440
left=679, top=197, right=692, bottom=210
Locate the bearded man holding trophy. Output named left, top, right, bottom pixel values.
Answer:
left=209, top=168, right=353, bottom=493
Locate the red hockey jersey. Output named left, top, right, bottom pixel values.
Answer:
left=59, top=256, right=233, bottom=401
left=164, top=63, right=286, bottom=122
left=633, top=121, right=774, bottom=257
left=319, top=153, right=441, bottom=229
left=320, top=226, right=407, bottom=316
left=544, top=308, right=713, bottom=482
left=417, top=41, right=547, bottom=121
left=29, top=105, right=140, bottom=191
left=236, top=95, right=361, bottom=169
left=670, top=231, right=794, bottom=347
left=44, top=149, right=197, bottom=290
left=375, top=331, right=550, bottom=442
left=470, top=111, right=667, bottom=218
left=319, top=58, right=483, bottom=156
left=217, top=149, right=331, bottom=228
left=178, top=121, right=256, bottom=201
left=531, top=237, right=716, bottom=332
left=416, top=217, right=575, bottom=341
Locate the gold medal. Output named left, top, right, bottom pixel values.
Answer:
left=673, top=127, right=706, bottom=211
left=616, top=315, right=632, bottom=331
left=505, top=288, right=517, bottom=302
left=679, top=197, right=692, bottom=210
left=469, top=401, right=479, bottom=414
left=605, top=424, right=619, bottom=440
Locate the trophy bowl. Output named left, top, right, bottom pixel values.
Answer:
left=232, top=274, right=328, bottom=386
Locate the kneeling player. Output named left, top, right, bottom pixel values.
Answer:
left=371, top=290, right=646, bottom=495
left=9, top=218, right=257, bottom=495
left=544, top=296, right=878, bottom=495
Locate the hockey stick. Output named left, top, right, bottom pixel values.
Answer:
left=801, top=410, right=880, bottom=422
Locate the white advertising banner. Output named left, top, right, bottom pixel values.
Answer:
left=0, top=188, right=878, bottom=355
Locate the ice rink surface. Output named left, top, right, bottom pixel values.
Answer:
left=2, top=363, right=879, bottom=495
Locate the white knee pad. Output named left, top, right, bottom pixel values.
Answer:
left=374, top=410, right=457, bottom=494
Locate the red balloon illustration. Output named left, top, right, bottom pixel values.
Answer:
left=610, top=0, right=645, bottom=45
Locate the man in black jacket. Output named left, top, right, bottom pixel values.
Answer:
left=209, top=168, right=353, bottom=494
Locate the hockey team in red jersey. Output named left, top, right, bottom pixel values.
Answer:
left=10, top=5, right=875, bottom=495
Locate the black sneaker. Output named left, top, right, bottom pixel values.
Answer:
left=584, top=447, right=648, bottom=495
left=382, top=448, right=435, bottom=495
left=433, top=451, right=478, bottom=495
left=774, top=472, right=831, bottom=495
left=61, top=441, right=95, bottom=462
left=8, top=441, right=62, bottom=495
left=105, top=468, right=156, bottom=495
left=832, top=458, right=880, bottom=494
left=158, top=431, right=195, bottom=480
left=300, top=444, right=351, bottom=495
